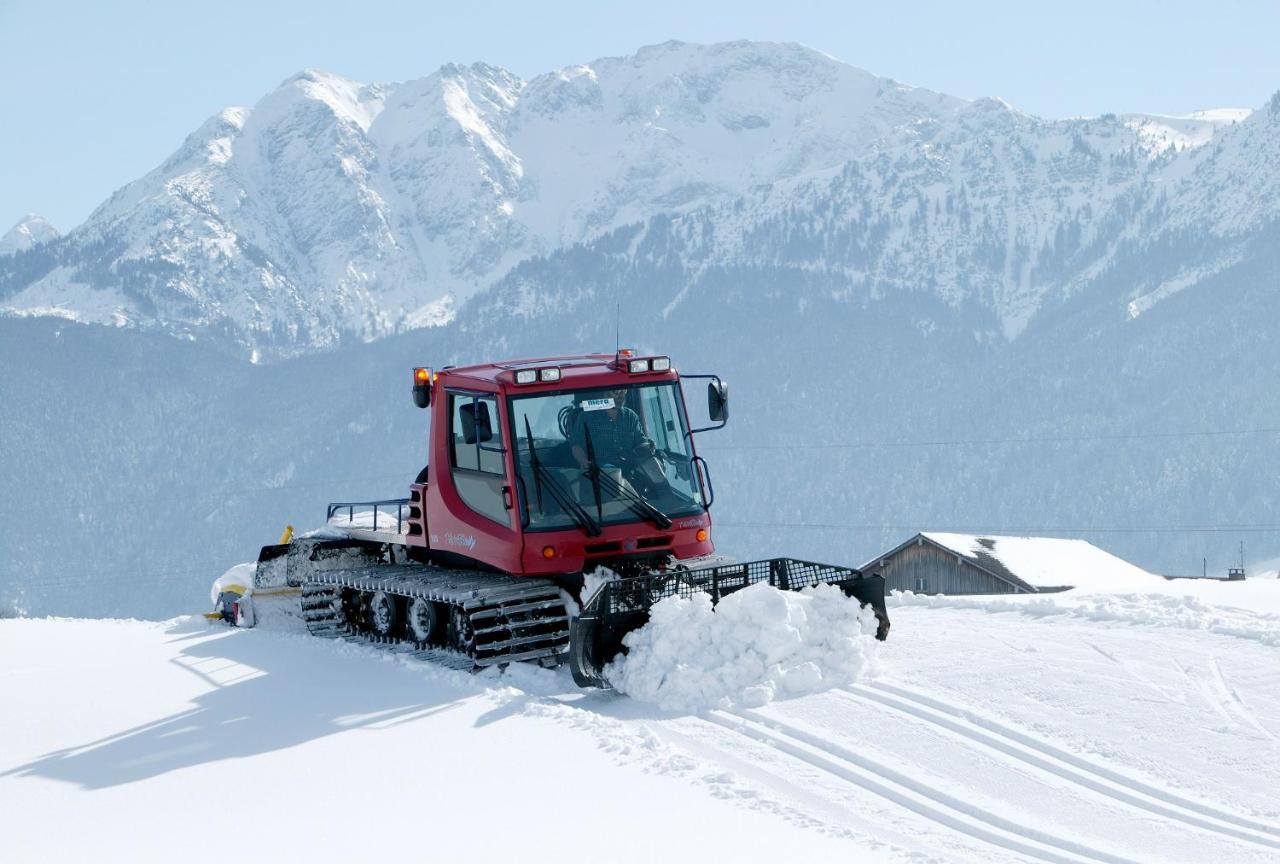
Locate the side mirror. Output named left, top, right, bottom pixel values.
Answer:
left=707, top=380, right=729, bottom=423
left=460, top=401, right=494, bottom=445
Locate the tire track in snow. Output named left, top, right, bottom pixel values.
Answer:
left=1208, top=658, right=1278, bottom=742
left=703, top=709, right=1140, bottom=864
left=1083, top=639, right=1186, bottom=705
left=857, top=681, right=1280, bottom=846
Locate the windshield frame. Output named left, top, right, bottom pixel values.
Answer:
left=507, top=381, right=705, bottom=534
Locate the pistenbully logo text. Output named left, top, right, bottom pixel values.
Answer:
left=445, top=532, right=477, bottom=551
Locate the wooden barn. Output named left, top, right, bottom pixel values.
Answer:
left=862, top=532, right=1161, bottom=596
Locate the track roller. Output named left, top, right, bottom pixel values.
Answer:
left=406, top=597, right=445, bottom=644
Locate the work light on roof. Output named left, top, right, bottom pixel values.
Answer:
left=651, top=356, right=671, bottom=371
left=514, top=366, right=561, bottom=385
left=628, top=358, right=650, bottom=373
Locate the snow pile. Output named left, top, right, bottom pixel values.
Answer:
left=608, top=583, right=879, bottom=712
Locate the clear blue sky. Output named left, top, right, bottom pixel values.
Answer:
left=2, top=0, right=1278, bottom=233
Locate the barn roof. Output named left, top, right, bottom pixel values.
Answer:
left=865, top=532, right=1162, bottom=592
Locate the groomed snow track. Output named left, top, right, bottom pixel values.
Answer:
left=300, top=566, right=571, bottom=668
left=838, top=682, right=1280, bottom=851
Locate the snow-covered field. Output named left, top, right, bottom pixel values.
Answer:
left=4, top=580, right=1279, bottom=863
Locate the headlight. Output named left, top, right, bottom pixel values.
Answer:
left=539, top=367, right=561, bottom=382
left=515, top=369, right=537, bottom=384
left=628, top=359, right=650, bottom=373
left=651, top=356, right=671, bottom=371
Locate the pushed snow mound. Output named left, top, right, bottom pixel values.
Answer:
left=607, top=582, right=879, bottom=712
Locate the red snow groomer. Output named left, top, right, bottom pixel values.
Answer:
left=249, top=351, right=889, bottom=686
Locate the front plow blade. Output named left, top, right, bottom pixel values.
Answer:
left=569, top=558, right=889, bottom=688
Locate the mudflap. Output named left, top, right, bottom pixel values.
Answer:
left=568, top=558, right=891, bottom=689
left=569, top=615, right=607, bottom=688
left=569, top=608, right=650, bottom=688
left=836, top=573, right=891, bottom=641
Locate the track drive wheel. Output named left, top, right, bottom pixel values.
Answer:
left=447, top=605, right=476, bottom=656
left=407, top=597, right=445, bottom=645
left=367, top=590, right=399, bottom=638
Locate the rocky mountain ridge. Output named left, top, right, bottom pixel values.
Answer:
left=3, top=40, right=1264, bottom=358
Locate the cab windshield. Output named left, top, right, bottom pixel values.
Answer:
left=509, top=382, right=705, bottom=532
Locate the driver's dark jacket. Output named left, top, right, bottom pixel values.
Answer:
left=569, top=406, right=650, bottom=466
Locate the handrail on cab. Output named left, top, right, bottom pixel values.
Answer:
left=325, top=498, right=413, bottom=534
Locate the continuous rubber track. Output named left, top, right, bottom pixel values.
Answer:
left=299, top=564, right=570, bottom=669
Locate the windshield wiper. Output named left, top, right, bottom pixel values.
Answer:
left=582, top=427, right=673, bottom=530
left=582, top=426, right=606, bottom=524
left=523, top=417, right=601, bottom=537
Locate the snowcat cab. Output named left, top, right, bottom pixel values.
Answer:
left=404, top=351, right=722, bottom=579
left=244, top=351, right=888, bottom=687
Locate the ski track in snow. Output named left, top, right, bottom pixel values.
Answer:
left=702, top=709, right=1138, bottom=864
left=839, top=683, right=1280, bottom=848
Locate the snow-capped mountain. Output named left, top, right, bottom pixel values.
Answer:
left=2, top=41, right=1270, bottom=358
left=0, top=214, right=58, bottom=254
left=0, top=41, right=972, bottom=357
left=470, top=88, right=1278, bottom=342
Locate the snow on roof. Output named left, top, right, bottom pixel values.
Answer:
left=914, top=533, right=1163, bottom=592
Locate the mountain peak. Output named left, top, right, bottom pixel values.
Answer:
left=265, top=68, right=386, bottom=132
left=0, top=214, right=59, bottom=254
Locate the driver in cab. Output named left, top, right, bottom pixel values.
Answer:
left=569, top=389, right=667, bottom=494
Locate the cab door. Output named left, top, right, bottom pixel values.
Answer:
left=426, top=389, right=522, bottom=572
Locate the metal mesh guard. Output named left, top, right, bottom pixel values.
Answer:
left=599, top=558, right=861, bottom=615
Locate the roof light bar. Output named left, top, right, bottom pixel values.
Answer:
left=514, top=366, right=562, bottom=385
left=623, top=355, right=672, bottom=374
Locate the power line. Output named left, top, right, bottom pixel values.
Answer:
left=0, top=470, right=413, bottom=520
left=715, top=520, right=1280, bottom=535
left=700, top=425, right=1280, bottom=452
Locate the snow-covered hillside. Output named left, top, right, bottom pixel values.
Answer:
left=4, top=579, right=1278, bottom=862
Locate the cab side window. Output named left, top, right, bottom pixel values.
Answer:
left=449, top=392, right=509, bottom=525
left=451, top=394, right=504, bottom=474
